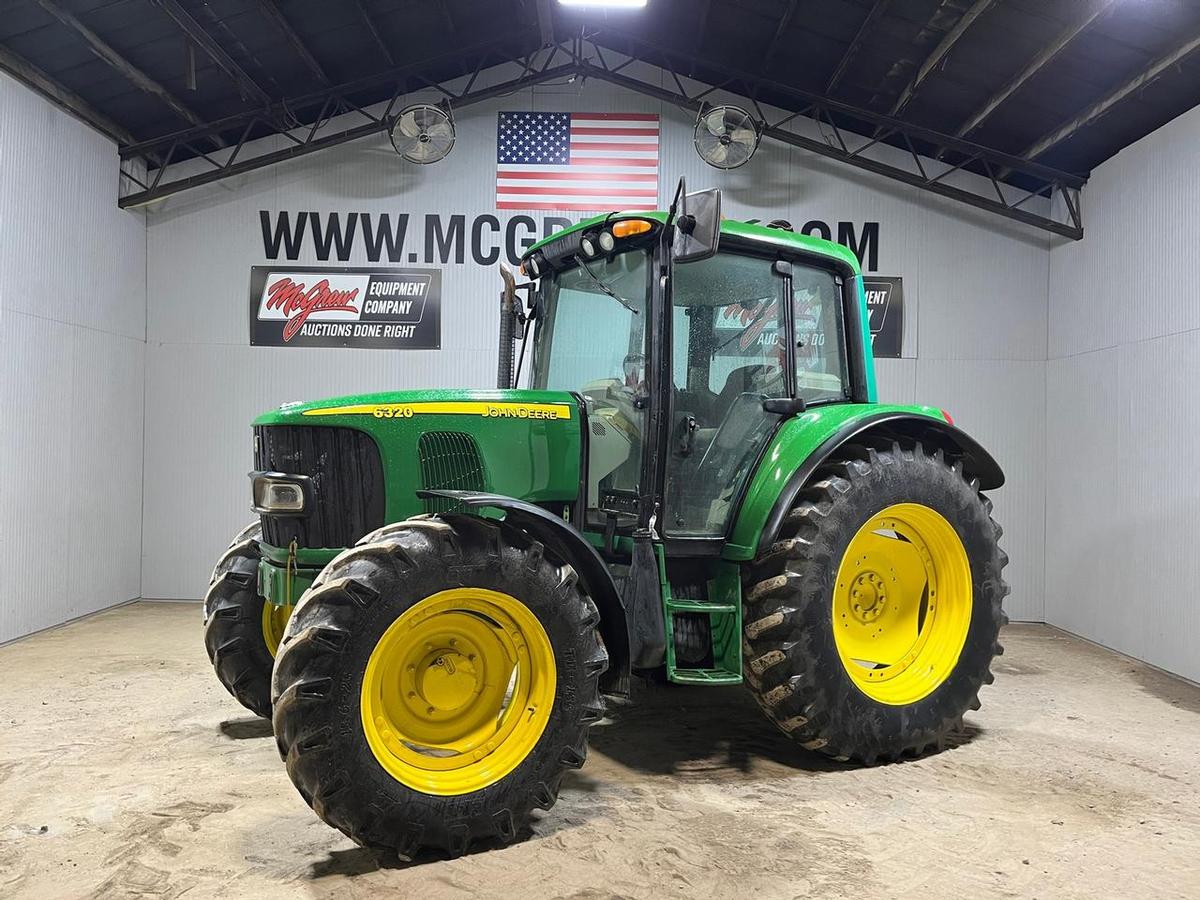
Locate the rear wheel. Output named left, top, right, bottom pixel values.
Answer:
left=272, top=515, right=607, bottom=857
left=203, top=522, right=294, bottom=718
left=743, top=441, right=1008, bottom=762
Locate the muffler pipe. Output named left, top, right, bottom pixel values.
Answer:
left=497, top=263, right=516, bottom=389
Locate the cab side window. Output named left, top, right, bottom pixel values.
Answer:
left=793, top=266, right=849, bottom=402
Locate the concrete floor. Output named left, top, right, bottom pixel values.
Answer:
left=0, top=604, right=1198, bottom=899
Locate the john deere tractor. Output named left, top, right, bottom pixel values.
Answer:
left=203, top=181, right=1007, bottom=857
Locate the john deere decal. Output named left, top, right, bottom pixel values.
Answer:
left=249, top=266, right=441, bottom=349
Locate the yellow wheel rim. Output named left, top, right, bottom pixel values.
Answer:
left=360, top=588, right=556, bottom=796
left=833, top=503, right=972, bottom=705
left=261, top=600, right=294, bottom=657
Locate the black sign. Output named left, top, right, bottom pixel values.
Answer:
left=249, top=266, right=441, bottom=349
left=864, top=277, right=904, bottom=359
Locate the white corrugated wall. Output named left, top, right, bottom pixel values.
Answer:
left=1047, top=101, right=1200, bottom=683
left=141, top=69, right=1050, bottom=621
left=0, top=72, right=147, bottom=643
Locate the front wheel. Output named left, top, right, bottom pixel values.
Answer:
left=271, top=515, right=607, bottom=857
left=203, top=522, right=294, bottom=719
left=743, top=441, right=1008, bottom=763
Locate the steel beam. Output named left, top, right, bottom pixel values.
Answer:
left=351, top=0, right=395, bottom=66
left=256, top=0, right=329, bottom=85
left=0, top=41, right=138, bottom=145
left=955, top=0, right=1115, bottom=140
left=597, top=28, right=1083, bottom=186
left=119, top=33, right=529, bottom=159
left=586, top=31, right=1083, bottom=237
left=149, top=0, right=272, bottom=107
left=440, top=1, right=457, bottom=34
left=1019, top=29, right=1200, bottom=161
left=32, top=0, right=212, bottom=133
left=195, top=3, right=283, bottom=97
left=119, top=60, right=578, bottom=208
left=535, top=0, right=555, bottom=47
left=826, top=0, right=890, bottom=95
left=695, top=0, right=711, bottom=53
left=116, top=34, right=1085, bottom=239
left=580, top=59, right=1080, bottom=239
left=762, top=0, right=799, bottom=73
left=887, top=0, right=994, bottom=118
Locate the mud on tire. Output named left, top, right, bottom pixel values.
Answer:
left=271, top=514, right=608, bottom=858
left=203, top=522, right=275, bottom=719
left=743, top=441, right=1009, bottom=763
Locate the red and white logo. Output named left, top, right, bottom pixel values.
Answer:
left=257, top=272, right=367, bottom=342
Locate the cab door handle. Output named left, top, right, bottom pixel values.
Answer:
left=677, top=414, right=698, bottom=456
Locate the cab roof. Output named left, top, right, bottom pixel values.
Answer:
left=524, top=210, right=862, bottom=275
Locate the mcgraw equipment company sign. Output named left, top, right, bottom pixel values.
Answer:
left=249, top=266, right=441, bottom=349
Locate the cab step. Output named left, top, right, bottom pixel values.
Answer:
left=659, top=554, right=744, bottom=686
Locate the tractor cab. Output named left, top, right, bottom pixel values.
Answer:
left=524, top=201, right=854, bottom=544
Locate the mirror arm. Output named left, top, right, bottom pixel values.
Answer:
left=666, top=175, right=687, bottom=228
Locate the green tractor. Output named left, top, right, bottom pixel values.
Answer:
left=203, top=181, right=1007, bottom=857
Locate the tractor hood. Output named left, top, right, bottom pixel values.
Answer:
left=252, top=389, right=583, bottom=536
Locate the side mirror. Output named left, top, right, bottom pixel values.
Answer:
left=672, top=186, right=722, bottom=264
left=762, top=397, right=807, bottom=418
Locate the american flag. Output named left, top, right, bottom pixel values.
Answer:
left=496, top=111, right=660, bottom=211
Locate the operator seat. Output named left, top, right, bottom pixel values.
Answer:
left=714, top=364, right=782, bottom=414
left=684, top=363, right=780, bottom=463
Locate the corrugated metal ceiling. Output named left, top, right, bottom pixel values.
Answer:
left=2, top=0, right=1198, bottom=179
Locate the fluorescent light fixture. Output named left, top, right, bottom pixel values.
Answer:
left=558, top=0, right=647, bottom=8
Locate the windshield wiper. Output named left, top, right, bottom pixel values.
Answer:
left=574, top=255, right=640, bottom=315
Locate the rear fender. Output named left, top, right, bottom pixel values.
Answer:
left=754, top=412, right=1004, bottom=555
left=418, top=489, right=632, bottom=694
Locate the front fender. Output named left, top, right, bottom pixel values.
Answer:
left=417, top=489, right=632, bottom=694
left=726, top=405, right=1004, bottom=560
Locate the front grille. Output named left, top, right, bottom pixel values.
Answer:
left=254, top=425, right=385, bottom=548
left=417, top=431, right=488, bottom=513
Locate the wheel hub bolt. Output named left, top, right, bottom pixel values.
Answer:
left=850, top=571, right=887, bottom=622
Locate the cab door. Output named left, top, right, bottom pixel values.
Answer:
left=663, top=251, right=790, bottom=538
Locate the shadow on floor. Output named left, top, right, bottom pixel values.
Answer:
left=310, top=847, right=392, bottom=878
left=298, top=680, right=983, bottom=876
left=305, top=813, right=606, bottom=878
left=586, top=681, right=982, bottom=777
left=219, top=717, right=273, bottom=740
left=587, top=681, right=844, bottom=777
left=1130, top=664, right=1200, bottom=715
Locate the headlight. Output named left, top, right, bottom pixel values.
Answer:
left=251, top=473, right=309, bottom=513
left=598, top=230, right=615, bottom=253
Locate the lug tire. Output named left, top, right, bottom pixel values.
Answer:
left=203, top=521, right=275, bottom=719
left=743, top=441, right=1009, bottom=763
left=271, top=514, right=608, bottom=858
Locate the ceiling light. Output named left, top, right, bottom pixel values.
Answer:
left=558, top=0, right=648, bottom=8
